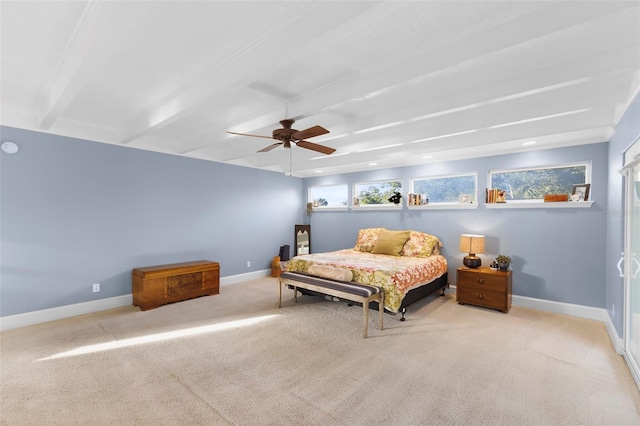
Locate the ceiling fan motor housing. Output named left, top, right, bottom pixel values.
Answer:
left=272, top=127, right=297, bottom=141
left=273, top=119, right=297, bottom=142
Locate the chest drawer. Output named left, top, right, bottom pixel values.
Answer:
left=457, top=271, right=505, bottom=292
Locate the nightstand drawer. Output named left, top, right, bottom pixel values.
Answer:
left=457, top=271, right=505, bottom=292
left=456, top=287, right=506, bottom=311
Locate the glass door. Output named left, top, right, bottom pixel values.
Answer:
left=623, top=137, right=640, bottom=389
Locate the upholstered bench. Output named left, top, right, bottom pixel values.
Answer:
left=278, top=271, right=384, bottom=338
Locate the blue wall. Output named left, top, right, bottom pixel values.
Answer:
left=606, top=91, right=640, bottom=335
left=0, top=119, right=629, bottom=322
left=0, top=126, right=304, bottom=317
left=304, top=143, right=609, bottom=309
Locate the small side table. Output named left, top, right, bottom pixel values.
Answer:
left=456, top=266, right=512, bottom=313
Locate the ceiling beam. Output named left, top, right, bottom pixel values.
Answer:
left=116, top=1, right=399, bottom=145
left=35, top=1, right=145, bottom=130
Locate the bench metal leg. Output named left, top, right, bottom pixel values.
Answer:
left=379, top=293, right=384, bottom=331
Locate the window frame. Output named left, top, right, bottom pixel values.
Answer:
left=488, top=161, right=591, bottom=203
left=352, top=178, right=403, bottom=209
left=308, top=184, right=349, bottom=210
left=410, top=172, right=478, bottom=206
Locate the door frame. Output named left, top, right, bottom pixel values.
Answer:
left=621, top=134, right=640, bottom=391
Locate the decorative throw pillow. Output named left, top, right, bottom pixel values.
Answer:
left=354, top=228, right=384, bottom=252
left=308, top=265, right=353, bottom=282
left=400, top=231, right=441, bottom=257
left=371, top=229, right=411, bottom=256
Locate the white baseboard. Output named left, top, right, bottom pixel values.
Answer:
left=512, top=295, right=622, bottom=353
left=0, top=269, right=272, bottom=332
left=512, top=294, right=606, bottom=321
left=0, top=295, right=133, bottom=332
left=1, top=274, right=623, bottom=353
left=220, top=269, right=270, bottom=286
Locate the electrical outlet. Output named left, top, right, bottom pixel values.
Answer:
left=247, top=261, right=251, bottom=268
left=612, top=304, right=615, bottom=317
left=93, top=283, right=100, bottom=293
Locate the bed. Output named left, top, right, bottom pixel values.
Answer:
left=285, top=228, right=449, bottom=320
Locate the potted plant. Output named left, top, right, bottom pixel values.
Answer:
left=495, top=255, right=511, bottom=271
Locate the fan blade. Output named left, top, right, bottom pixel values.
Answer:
left=227, top=131, right=274, bottom=140
left=292, top=125, right=329, bottom=140
left=258, top=142, right=283, bottom=153
left=296, top=140, right=336, bottom=155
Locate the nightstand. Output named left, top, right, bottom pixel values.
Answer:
left=456, top=267, right=512, bottom=313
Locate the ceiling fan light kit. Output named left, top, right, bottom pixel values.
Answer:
left=227, top=119, right=336, bottom=155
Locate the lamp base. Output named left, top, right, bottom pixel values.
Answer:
left=463, top=255, right=481, bottom=268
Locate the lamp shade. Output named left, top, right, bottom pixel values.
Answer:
left=459, top=234, right=485, bottom=254
left=460, top=234, right=485, bottom=268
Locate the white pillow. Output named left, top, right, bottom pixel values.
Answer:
left=308, top=265, right=353, bottom=282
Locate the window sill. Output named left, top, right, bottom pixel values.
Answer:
left=408, top=203, right=479, bottom=210
left=352, top=204, right=402, bottom=211
left=311, top=206, right=348, bottom=212
left=485, top=201, right=594, bottom=209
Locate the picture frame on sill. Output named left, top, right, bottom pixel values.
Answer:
left=458, top=194, right=472, bottom=204
left=572, top=183, right=591, bottom=201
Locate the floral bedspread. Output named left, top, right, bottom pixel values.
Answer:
left=286, top=249, right=447, bottom=313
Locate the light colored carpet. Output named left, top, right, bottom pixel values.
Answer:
left=1, top=277, right=639, bottom=425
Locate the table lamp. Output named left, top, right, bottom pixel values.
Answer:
left=460, top=234, right=485, bottom=268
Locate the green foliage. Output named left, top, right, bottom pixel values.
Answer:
left=356, top=180, right=402, bottom=205
left=496, top=254, right=511, bottom=264
left=414, top=175, right=475, bottom=203
left=492, top=166, right=586, bottom=200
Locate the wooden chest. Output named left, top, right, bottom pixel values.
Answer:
left=132, top=260, right=219, bottom=310
left=456, top=267, right=512, bottom=313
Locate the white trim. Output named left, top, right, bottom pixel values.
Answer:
left=450, top=290, right=622, bottom=353
left=0, top=272, right=621, bottom=354
left=352, top=204, right=402, bottom=211
left=220, top=269, right=270, bottom=286
left=408, top=203, right=479, bottom=210
left=0, top=295, right=133, bottom=332
left=0, top=269, right=271, bottom=332
left=512, top=294, right=606, bottom=321
left=512, top=294, right=622, bottom=353
left=311, top=206, right=348, bottom=212
left=485, top=201, right=594, bottom=209
left=605, top=313, right=624, bottom=354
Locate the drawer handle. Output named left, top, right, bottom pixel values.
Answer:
left=477, top=278, right=485, bottom=284
left=475, top=293, right=485, bottom=299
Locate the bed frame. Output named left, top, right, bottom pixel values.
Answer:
left=292, top=272, right=448, bottom=321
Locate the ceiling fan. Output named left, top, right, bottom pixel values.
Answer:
left=226, top=119, right=336, bottom=155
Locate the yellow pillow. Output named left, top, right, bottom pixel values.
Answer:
left=371, top=229, right=411, bottom=256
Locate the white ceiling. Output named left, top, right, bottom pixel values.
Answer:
left=1, top=1, right=639, bottom=177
